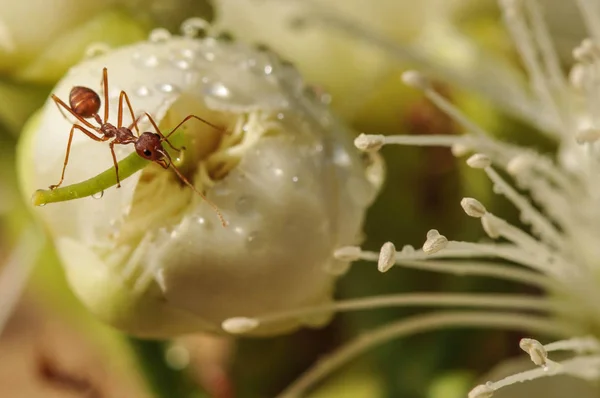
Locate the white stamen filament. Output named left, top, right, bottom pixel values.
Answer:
left=340, top=246, right=555, bottom=290
left=498, top=0, right=566, bottom=134
left=223, top=293, right=561, bottom=335
left=483, top=166, right=565, bottom=250
left=275, top=312, right=578, bottom=398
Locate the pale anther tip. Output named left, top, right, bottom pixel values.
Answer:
left=506, top=155, right=532, bottom=175
left=401, top=70, right=430, bottom=89
left=378, top=242, right=396, bottom=273
left=222, top=317, right=260, bottom=334
left=576, top=128, right=600, bottom=144
left=461, top=197, right=487, bottom=218
left=451, top=143, right=470, bottom=157
left=466, top=153, right=491, bottom=169
left=333, top=246, right=362, bottom=262
left=423, top=229, right=448, bottom=254
left=354, top=133, right=385, bottom=152
left=468, top=384, right=494, bottom=398
left=519, top=338, right=548, bottom=367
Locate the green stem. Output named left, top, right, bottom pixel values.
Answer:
left=31, top=131, right=186, bottom=206
left=127, top=337, right=209, bottom=398
left=32, top=151, right=147, bottom=206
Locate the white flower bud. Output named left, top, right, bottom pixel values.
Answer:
left=19, top=30, right=382, bottom=337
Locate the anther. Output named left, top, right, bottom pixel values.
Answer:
left=423, top=229, right=448, bottom=254
left=377, top=242, right=396, bottom=273
left=461, top=197, right=487, bottom=218
left=466, top=153, right=491, bottom=169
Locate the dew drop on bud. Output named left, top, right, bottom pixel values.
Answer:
left=91, top=190, right=104, bottom=199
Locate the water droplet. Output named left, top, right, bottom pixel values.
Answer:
left=149, top=28, right=171, bottom=43
left=235, top=195, right=255, bottom=215
left=38, top=203, right=46, bottom=207
left=157, top=83, right=178, bottom=93
left=173, top=58, right=192, bottom=70
left=246, top=231, right=264, bottom=250
left=181, top=17, right=210, bottom=37
left=135, top=86, right=151, bottom=97
left=84, top=42, right=110, bottom=58
left=264, top=65, right=273, bottom=75
left=92, top=190, right=104, bottom=199
left=165, top=344, right=190, bottom=370
left=133, top=53, right=160, bottom=68
left=291, top=176, right=299, bottom=183
left=333, top=146, right=352, bottom=167
left=205, top=82, right=230, bottom=98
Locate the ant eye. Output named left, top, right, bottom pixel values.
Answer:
left=143, top=149, right=152, bottom=157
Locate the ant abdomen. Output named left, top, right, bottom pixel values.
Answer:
left=69, top=86, right=101, bottom=119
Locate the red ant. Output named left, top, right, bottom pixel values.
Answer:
left=50, top=67, right=227, bottom=226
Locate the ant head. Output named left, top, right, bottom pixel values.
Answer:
left=69, top=86, right=101, bottom=119
left=135, top=132, right=167, bottom=164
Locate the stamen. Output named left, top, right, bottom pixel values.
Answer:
left=482, top=163, right=565, bottom=250
left=333, top=246, right=362, bottom=262
left=468, top=384, right=494, bottom=398
left=466, top=153, right=492, bottom=169
left=461, top=197, right=487, bottom=218
left=377, top=242, right=396, bottom=273
left=520, top=337, right=548, bottom=366
left=544, top=336, right=600, bottom=354
left=223, top=294, right=560, bottom=336
left=222, top=317, right=259, bottom=334
left=275, top=311, right=577, bottom=398
left=349, top=243, right=558, bottom=287
left=477, top=354, right=600, bottom=394
left=403, top=71, right=491, bottom=137
left=498, top=0, right=566, bottom=133
left=423, top=229, right=448, bottom=254
left=354, top=133, right=385, bottom=152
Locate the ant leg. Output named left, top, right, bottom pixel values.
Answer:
left=118, top=90, right=140, bottom=136
left=51, top=95, right=98, bottom=131
left=102, top=68, right=109, bottom=124
left=143, top=112, right=185, bottom=152
left=109, top=142, right=121, bottom=188
left=49, top=124, right=104, bottom=190
left=157, top=149, right=227, bottom=227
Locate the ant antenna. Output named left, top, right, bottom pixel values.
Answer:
left=158, top=149, right=228, bottom=227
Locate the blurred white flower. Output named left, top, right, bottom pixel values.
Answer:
left=212, top=0, right=600, bottom=397
left=212, top=0, right=482, bottom=122
left=18, top=23, right=382, bottom=338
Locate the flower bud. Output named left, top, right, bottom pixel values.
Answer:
left=19, top=28, right=382, bottom=337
